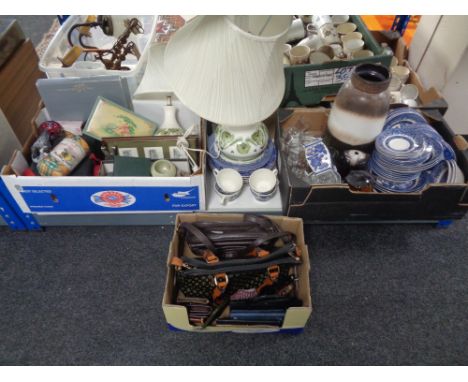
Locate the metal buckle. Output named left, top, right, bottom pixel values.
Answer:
left=214, top=273, right=229, bottom=290
left=267, top=265, right=280, bottom=280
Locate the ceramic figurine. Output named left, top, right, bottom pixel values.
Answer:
left=215, top=122, right=269, bottom=163
left=333, top=148, right=370, bottom=176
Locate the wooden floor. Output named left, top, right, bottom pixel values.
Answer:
left=361, top=15, right=419, bottom=46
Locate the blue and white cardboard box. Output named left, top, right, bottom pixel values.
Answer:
left=1, top=100, right=206, bottom=219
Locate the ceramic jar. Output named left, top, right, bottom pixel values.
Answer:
left=37, top=133, right=89, bottom=176
left=327, top=63, right=391, bottom=149
left=215, top=122, right=269, bottom=163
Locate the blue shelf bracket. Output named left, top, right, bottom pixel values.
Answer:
left=391, top=15, right=411, bottom=36
left=0, top=178, right=42, bottom=231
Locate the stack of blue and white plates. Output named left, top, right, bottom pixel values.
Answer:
left=207, top=134, right=277, bottom=182
left=368, top=108, right=458, bottom=193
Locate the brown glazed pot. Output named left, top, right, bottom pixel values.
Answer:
left=327, top=63, right=391, bottom=150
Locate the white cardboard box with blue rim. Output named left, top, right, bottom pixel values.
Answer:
left=1, top=100, right=206, bottom=221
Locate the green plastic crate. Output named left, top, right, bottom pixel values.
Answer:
left=282, top=15, right=393, bottom=107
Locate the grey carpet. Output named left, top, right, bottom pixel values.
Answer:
left=1, top=15, right=56, bottom=46
left=0, top=15, right=467, bottom=366
left=0, top=218, right=467, bottom=365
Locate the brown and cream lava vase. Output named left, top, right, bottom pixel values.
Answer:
left=327, top=63, right=391, bottom=150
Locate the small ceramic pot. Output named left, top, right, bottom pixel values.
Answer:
left=290, top=45, right=311, bottom=65
left=151, top=159, right=177, bottom=177
left=214, top=168, right=243, bottom=205
left=215, top=122, right=269, bottom=163
left=249, top=168, right=278, bottom=202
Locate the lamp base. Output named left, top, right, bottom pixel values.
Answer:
left=215, top=122, right=269, bottom=163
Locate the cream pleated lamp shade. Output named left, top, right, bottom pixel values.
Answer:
left=163, top=16, right=292, bottom=126
left=133, top=43, right=173, bottom=100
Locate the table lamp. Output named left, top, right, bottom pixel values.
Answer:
left=163, top=15, right=292, bottom=164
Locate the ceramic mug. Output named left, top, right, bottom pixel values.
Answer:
left=249, top=168, right=278, bottom=202
left=351, top=49, right=374, bottom=59
left=341, top=31, right=363, bottom=42
left=343, top=38, right=364, bottom=57
left=309, top=50, right=332, bottom=65
left=400, top=84, right=419, bottom=101
left=389, top=76, right=403, bottom=92
left=290, top=45, right=310, bottom=65
left=391, top=65, right=410, bottom=84
left=331, top=15, right=350, bottom=25
left=151, top=159, right=177, bottom=177
left=213, top=168, right=243, bottom=205
left=336, top=22, right=357, bottom=35
left=285, top=18, right=306, bottom=43
left=297, top=32, right=322, bottom=50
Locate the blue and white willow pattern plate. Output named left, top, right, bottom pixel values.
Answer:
left=369, top=107, right=455, bottom=193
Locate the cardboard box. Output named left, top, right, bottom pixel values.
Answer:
left=1, top=101, right=207, bottom=217
left=204, top=116, right=283, bottom=214
left=282, top=16, right=392, bottom=107
left=277, top=107, right=468, bottom=223
left=0, top=39, right=45, bottom=150
left=162, top=213, right=312, bottom=333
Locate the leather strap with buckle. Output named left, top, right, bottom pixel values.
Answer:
left=203, top=250, right=219, bottom=264
left=256, top=265, right=280, bottom=294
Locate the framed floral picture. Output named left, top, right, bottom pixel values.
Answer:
left=83, top=97, right=157, bottom=141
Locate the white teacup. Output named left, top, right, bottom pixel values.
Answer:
left=213, top=168, right=243, bottom=205
left=249, top=168, right=278, bottom=202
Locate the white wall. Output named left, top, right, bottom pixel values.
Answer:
left=409, top=15, right=468, bottom=134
